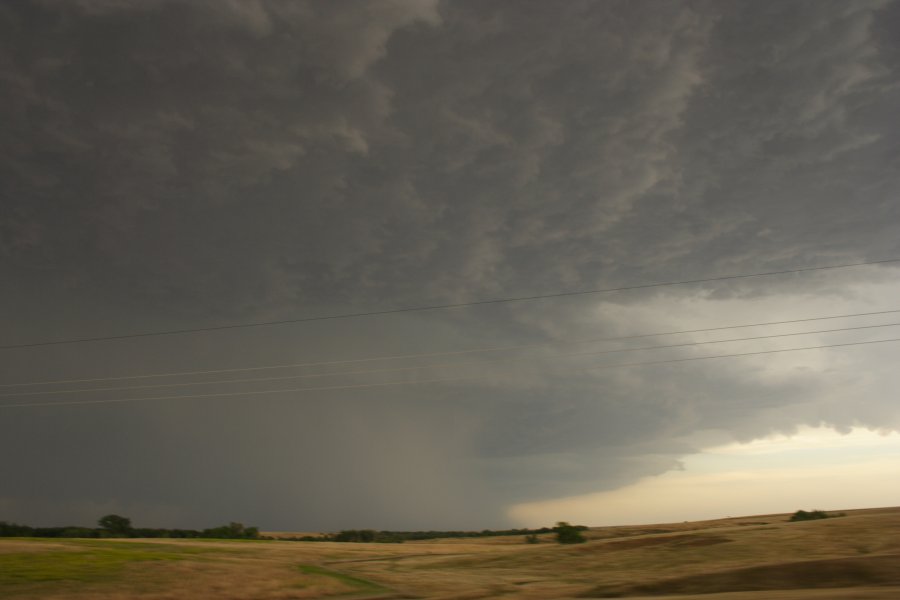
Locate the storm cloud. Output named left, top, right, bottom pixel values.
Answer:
left=2, top=0, right=900, bottom=530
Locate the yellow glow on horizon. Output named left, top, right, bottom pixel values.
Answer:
left=508, top=427, right=900, bottom=527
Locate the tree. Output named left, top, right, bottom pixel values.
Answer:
left=334, top=529, right=377, bottom=543
left=98, top=514, right=132, bottom=536
left=202, top=522, right=260, bottom=539
left=555, top=521, right=586, bottom=544
left=789, top=509, right=830, bottom=522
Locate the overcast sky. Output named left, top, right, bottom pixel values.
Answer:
left=2, top=0, right=900, bottom=531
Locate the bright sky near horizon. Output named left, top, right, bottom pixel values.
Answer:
left=510, top=426, right=900, bottom=526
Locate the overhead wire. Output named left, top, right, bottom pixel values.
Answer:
left=3, top=257, right=899, bottom=350
left=3, top=307, right=900, bottom=389
left=3, top=336, right=900, bottom=409
left=3, top=320, right=900, bottom=399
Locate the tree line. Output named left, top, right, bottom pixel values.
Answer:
left=273, top=526, right=558, bottom=543
left=1, top=515, right=588, bottom=544
left=270, top=523, right=588, bottom=544
left=0, top=514, right=259, bottom=540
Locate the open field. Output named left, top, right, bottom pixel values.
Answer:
left=2, top=507, right=899, bottom=599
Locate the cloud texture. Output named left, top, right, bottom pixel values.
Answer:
left=2, top=0, right=900, bottom=530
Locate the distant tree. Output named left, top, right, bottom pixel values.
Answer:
left=0, top=521, right=34, bottom=537
left=61, top=527, right=99, bottom=538
left=334, top=529, right=378, bottom=543
left=555, top=521, right=586, bottom=544
left=98, top=514, right=132, bottom=536
left=789, top=509, right=830, bottom=522
left=202, top=522, right=259, bottom=539
left=524, top=533, right=539, bottom=544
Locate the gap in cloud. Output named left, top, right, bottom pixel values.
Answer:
left=508, top=426, right=900, bottom=527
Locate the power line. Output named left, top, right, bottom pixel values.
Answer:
left=4, top=307, right=900, bottom=388
left=3, top=258, right=899, bottom=350
left=3, top=336, right=899, bottom=409
left=589, top=337, right=900, bottom=373
left=4, top=320, right=900, bottom=399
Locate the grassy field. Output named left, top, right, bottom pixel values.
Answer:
left=2, top=506, right=899, bottom=599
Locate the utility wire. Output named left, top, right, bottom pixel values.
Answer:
left=3, top=336, right=899, bottom=409
left=4, top=320, right=900, bottom=399
left=4, top=307, right=900, bottom=389
left=3, top=258, right=899, bottom=350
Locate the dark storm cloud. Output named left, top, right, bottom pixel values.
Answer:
left=1, top=0, right=442, bottom=317
left=2, top=0, right=900, bottom=529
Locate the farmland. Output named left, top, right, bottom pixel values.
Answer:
left=2, top=506, right=899, bottom=599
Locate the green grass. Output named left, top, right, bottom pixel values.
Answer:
left=0, top=539, right=238, bottom=586
left=1, top=539, right=391, bottom=598
left=1, top=550, right=173, bottom=585
left=296, top=564, right=389, bottom=594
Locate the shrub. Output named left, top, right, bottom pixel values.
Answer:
left=202, top=522, right=260, bottom=539
left=555, top=522, right=587, bottom=544
left=789, top=509, right=830, bottom=522
left=98, top=514, right=132, bottom=536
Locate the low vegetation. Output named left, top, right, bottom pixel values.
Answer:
left=555, top=521, right=588, bottom=544
left=0, top=539, right=229, bottom=587
left=1, top=515, right=585, bottom=546
left=1, top=507, right=898, bottom=599
left=789, top=509, right=842, bottom=522
left=0, top=515, right=260, bottom=540
left=264, top=525, right=563, bottom=543
left=295, top=564, right=389, bottom=594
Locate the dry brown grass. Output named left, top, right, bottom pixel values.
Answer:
left=2, top=506, right=899, bottom=599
